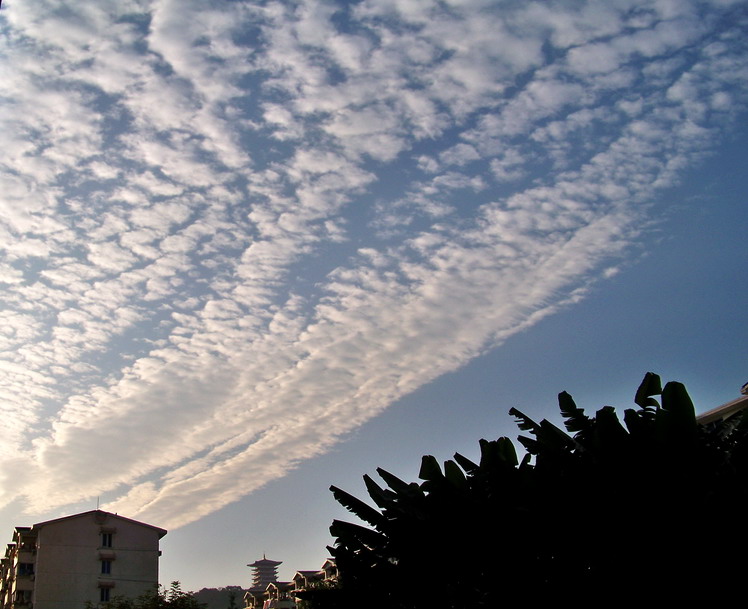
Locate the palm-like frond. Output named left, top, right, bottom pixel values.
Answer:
left=363, top=474, right=396, bottom=509
left=559, top=391, right=592, bottom=438
left=330, top=485, right=384, bottom=528
left=329, top=519, right=387, bottom=550
left=418, top=455, right=443, bottom=482
left=634, top=372, right=662, bottom=409
left=443, top=460, right=468, bottom=490
left=661, top=381, right=696, bottom=424
left=453, top=451, right=479, bottom=474
left=376, top=468, right=416, bottom=495
left=509, top=407, right=541, bottom=432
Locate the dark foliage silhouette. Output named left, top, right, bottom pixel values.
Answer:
left=305, top=373, right=748, bottom=607
left=90, top=581, right=205, bottom=609
left=191, top=586, right=244, bottom=609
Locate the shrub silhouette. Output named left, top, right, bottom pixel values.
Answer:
left=91, top=582, right=205, bottom=609
left=312, top=373, right=748, bottom=607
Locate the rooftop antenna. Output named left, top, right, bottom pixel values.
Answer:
left=96, top=496, right=100, bottom=510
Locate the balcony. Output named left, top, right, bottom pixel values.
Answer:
left=14, top=577, right=34, bottom=591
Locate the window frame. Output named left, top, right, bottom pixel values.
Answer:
left=18, top=562, right=34, bottom=576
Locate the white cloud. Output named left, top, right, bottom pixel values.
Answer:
left=567, top=43, right=624, bottom=74
left=439, top=143, right=481, bottom=167
left=0, top=0, right=746, bottom=530
left=490, top=150, right=526, bottom=183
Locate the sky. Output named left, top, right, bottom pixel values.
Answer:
left=0, top=0, right=747, bottom=593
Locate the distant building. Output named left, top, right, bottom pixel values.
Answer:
left=291, top=570, right=324, bottom=591
left=0, top=510, right=166, bottom=609
left=244, top=556, right=281, bottom=609
left=243, top=557, right=337, bottom=609
left=696, top=383, right=748, bottom=425
left=288, top=560, right=338, bottom=608
left=265, top=581, right=295, bottom=609
left=247, top=556, right=282, bottom=591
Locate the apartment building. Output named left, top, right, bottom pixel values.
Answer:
left=0, top=510, right=166, bottom=609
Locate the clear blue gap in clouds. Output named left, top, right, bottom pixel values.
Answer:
left=0, top=0, right=746, bottom=592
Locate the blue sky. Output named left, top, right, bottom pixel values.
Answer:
left=0, top=0, right=746, bottom=592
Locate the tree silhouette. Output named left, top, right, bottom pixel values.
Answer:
left=313, top=373, right=748, bottom=607
left=90, top=582, right=205, bottom=609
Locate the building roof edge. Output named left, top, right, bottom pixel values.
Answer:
left=30, top=510, right=167, bottom=538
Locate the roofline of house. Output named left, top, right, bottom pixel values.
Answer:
left=696, top=394, right=748, bottom=425
left=29, top=509, right=167, bottom=538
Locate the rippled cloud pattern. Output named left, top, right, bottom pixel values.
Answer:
left=0, top=0, right=746, bottom=527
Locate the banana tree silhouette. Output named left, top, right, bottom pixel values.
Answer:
left=315, top=373, right=748, bottom=608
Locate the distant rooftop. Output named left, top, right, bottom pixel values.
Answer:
left=696, top=384, right=748, bottom=425
left=28, top=509, right=167, bottom=538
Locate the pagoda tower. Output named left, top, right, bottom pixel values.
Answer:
left=248, top=555, right=282, bottom=590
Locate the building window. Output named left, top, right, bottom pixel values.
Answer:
left=100, top=587, right=111, bottom=602
left=101, top=560, right=112, bottom=575
left=18, top=562, right=34, bottom=576
left=101, top=532, right=113, bottom=548
left=19, top=539, right=35, bottom=552
left=14, top=590, right=32, bottom=604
